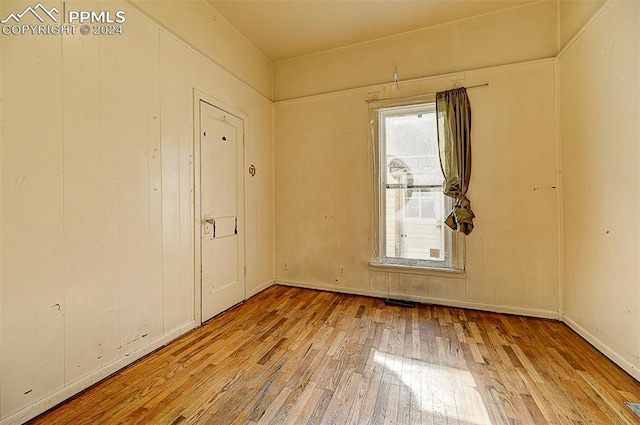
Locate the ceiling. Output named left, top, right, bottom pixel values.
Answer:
left=208, top=0, right=541, bottom=62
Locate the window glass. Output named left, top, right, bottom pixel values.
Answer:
left=380, top=104, right=450, bottom=265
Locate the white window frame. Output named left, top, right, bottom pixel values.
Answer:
left=376, top=103, right=464, bottom=271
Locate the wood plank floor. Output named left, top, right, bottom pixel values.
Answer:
left=31, top=285, right=640, bottom=424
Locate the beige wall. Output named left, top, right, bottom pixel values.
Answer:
left=128, top=0, right=273, bottom=99
left=559, top=0, right=640, bottom=381
left=559, top=0, right=606, bottom=49
left=275, top=59, right=560, bottom=318
left=0, top=0, right=274, bottom=423
left=273, top=0, right=558, bottom=101
left=273, top=0, right=563, bottom=323
left=0, top=20, right=3, bottom=425
left=2, top=0, right=638, bottom=422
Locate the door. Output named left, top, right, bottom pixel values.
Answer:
left=199, top=100, right=245, bottom=322
left=402, top=190, right=444, bottom=261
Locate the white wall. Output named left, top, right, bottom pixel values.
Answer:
left=274, top=0, right=561, bottom=318
left=558, top=0, right=606, bottom=49
left=2, top=0, right=637, bottom=422
left=128, top=0, right=272, bottom=99
left=559, top=0, right=640, bottom=381
left=275, top=59, right=560, bottom=318
left=273, top=0, right=558, bottom=101
left=0, top=0, right=274, bottom=423
left=0, top=21, right=3, bottom=425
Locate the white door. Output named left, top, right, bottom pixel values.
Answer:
left=199, top=101, right=245, bottom=322
left=402, top=191, right=444, bottom=261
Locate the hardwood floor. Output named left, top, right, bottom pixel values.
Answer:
left=31, top=285, right=640, bottom=424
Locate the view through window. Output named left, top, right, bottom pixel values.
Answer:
left=379, top=103, right=452, bottom=267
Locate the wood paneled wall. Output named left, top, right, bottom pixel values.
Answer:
left=275, top=59, right=560, bottom=319
left=559, top=0, right=640, bottom=382
left=0, top=1, right=274, bottom=422
left=272, top=1, right=558, bottom=101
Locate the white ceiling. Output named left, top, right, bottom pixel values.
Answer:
left=208, top=0, right=541, bottom=61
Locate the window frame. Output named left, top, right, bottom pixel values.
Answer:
left=375, top=102, right=465, bottom=271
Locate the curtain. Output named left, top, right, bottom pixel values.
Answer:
left=436, top=87, right=475, bottom=235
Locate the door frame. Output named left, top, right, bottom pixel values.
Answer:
left=193, top=89, right=248, bottom=326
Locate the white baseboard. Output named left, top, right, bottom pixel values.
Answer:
left=16, top=284, right=639, bottom=425
left=563, top=314, right=640, bottom=382
left=247, top=280, right=275, bottom=298
left=1, top=281, right=278, bottom=425
left=0, top=321, right=196, bottom=425
left=275, top=280, right=559, bottom=320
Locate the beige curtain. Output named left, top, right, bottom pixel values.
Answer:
left=436, top=88, right=475, bottom=235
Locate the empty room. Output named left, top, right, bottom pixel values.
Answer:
left=1, top=0, right=639, bottom=423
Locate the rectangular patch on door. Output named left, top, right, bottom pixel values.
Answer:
left=213, top=216, right=237, bottom=239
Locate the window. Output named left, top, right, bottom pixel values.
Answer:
left=377, top=103, right=463, bottom=270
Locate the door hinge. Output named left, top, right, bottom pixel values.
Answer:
left=244, top=265, right=247, bottom=276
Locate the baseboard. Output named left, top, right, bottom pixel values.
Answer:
left=9, top=284, right=637, bottom=424
left=2, top=281, right=278, bottom=425
left=275, top=280, right=559, bottom=320
left=0, top=321, right=196, bottom=425
left=247, top=280, right=275, bottom=298
left=562, top=314, right=640, bottom=382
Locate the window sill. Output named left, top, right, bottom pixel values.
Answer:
left=369, top=260, right=466, bottom=278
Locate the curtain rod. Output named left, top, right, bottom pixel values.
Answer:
left=365, top=83, right=489, bottom=104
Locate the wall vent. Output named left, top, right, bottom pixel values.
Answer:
left=625, top=402, right=640, bottom=418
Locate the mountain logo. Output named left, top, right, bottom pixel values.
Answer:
left=1, top=2, right=59, bottom=24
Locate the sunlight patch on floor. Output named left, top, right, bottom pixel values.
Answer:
left=374, top=351, right=493, bottom=424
